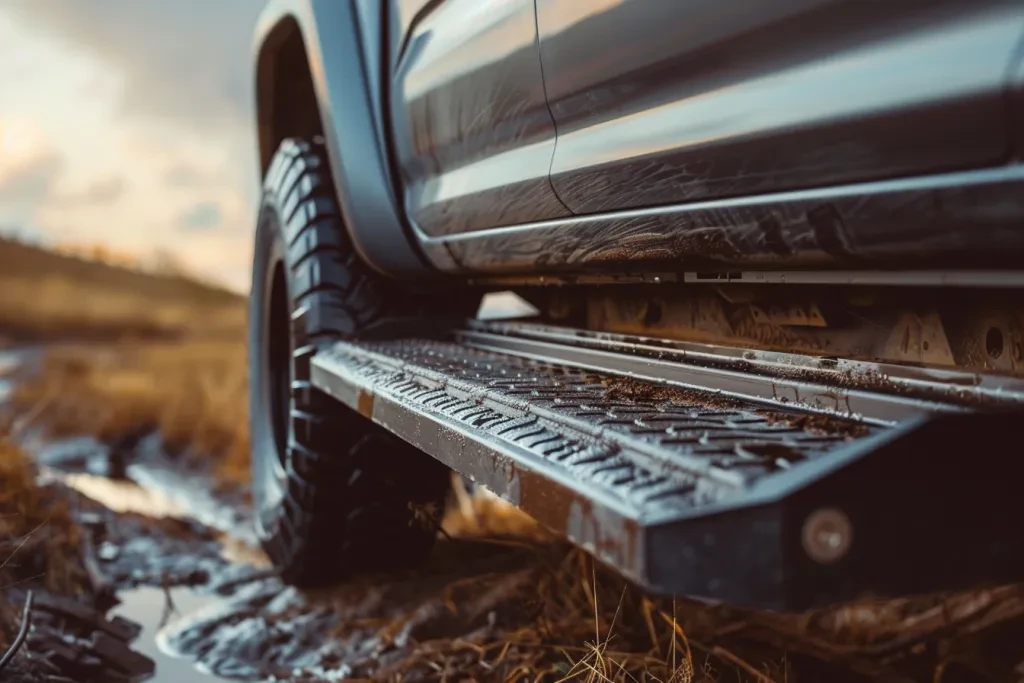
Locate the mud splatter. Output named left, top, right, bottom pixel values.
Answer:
left=756, top=409, right=871, bottom=438
left=602, top=376, right=744, bottom=410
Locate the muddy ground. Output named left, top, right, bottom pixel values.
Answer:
left=5, top=346, right=1024, bottom=683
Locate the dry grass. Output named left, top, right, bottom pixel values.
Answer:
left=12, top=339, right=250, bottom=486
left=0, top=428, right=89, bottom=652
left=382, top=491, right=718, bottom=682
left=370, top=489, right=1024, bottom=683
left=0, top=434, right=87, bottom=595
left=0, top=274, right=241, bottom=343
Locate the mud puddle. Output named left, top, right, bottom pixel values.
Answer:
left=34, top=433, right=256, bottom=544
left=10, top=426, right=269, bottom=679
left=0, top=346, right=31, bottom=403
left=113, top=586, right=230, bottom=682
left=22, top=428, right=556, bottom=681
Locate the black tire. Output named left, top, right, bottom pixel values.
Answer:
left=248, top=137, right=468, bottom=585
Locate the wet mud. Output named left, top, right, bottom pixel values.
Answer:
left=602, top=375, right=746, bottom=411
left=157, top=541, right=544, bottom=681
left=602, top=375, right=874, bottom=437
left=8, top=421, right=566, bottom=682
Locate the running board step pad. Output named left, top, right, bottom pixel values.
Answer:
left=311, top=338, right=1024, bottom=610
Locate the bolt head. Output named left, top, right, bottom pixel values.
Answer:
left=801, top=507, right=853, bottom=564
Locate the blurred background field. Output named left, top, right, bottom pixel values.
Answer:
left=0, top=234, right=251, bottom=496
left=0, top=236, right=244, bottom=344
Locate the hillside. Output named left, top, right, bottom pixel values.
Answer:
left=0, top=237, right=244, bottom=343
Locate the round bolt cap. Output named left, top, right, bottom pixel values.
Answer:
left=801, top=507, right=853, bottom=564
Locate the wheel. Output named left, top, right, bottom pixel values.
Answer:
left=248, top=137, right=471, bottom=585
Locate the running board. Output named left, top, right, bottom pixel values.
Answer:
left=310, top=331, right=1024, bottom=610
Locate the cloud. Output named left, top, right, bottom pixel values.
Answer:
left=3, top=0, right=263, bottom=133
left=0, top=118, right=65, bottom=211
left=163, top=162, right=206, bottom=189
left=51, top=174, right=125, bottom=206
left=178, top=201, right=223, bottom=231
left=0, top=4, right=263, bottom=292
left=0, top=151, right=63, bottom=205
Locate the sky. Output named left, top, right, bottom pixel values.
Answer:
left=0, top=0, right=266, bottom=292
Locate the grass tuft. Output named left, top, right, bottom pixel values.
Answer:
left=0, top=427, right=89, bottom=652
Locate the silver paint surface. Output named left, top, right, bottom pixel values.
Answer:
left=537, top=0, right=1022, bottom=214
left=253, top=0, right=1024, bottom=281
left=389, top=0, right=570, bottom=237
left=420, top=164, right=1024, bottom=274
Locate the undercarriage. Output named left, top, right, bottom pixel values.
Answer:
left=523, top=282, right=1024, bottom=377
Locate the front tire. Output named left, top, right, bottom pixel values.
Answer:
left=248, top=138, right=462, bottom=585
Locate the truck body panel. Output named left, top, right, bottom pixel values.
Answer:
left=389, top=0, right=570, bottom=238
left=255, top=0, right=1024, bottom=282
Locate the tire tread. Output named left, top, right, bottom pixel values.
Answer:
left=254, top=137, right=453, bottom=586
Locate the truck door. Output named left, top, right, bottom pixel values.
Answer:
left=388, top=0, right=571, bottom=238
left=536, top=0, right=1022, bottom=214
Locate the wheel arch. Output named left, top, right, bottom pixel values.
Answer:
left=252, top=0, right=432, bottom=278
left=254, top=15, right=319, bottom=177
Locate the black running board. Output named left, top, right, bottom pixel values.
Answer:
left=310, top=332, right=1024, bottom=610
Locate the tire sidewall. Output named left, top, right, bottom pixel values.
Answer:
left=247, top=138, right=456, bottom=584
left=248, top=200, right=289, bottom=541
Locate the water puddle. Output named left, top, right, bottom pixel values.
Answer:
left=0, top=346, right=26, bottom=403
left=0, top=348, right=19, bottom=370
left=34, top=434, right=256, bottom=544
left=39, top=466, right=191, bottom=518
left=37, top=448, right=270, bottom=579
left=32, top=434, right=115, bottom=474
left=30, top=434, right=273, bottom=680
left=113, top=586, right=231, bottom=682
left=127, top=453, right=256, bottom=545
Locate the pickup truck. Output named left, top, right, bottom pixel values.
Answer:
left=248, top=0, right=1024, bottom=610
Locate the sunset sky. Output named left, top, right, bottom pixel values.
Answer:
left=0, top=0, right=265, bottom=292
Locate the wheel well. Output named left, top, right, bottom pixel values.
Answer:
left=255, top=18, right=324, bottom=177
